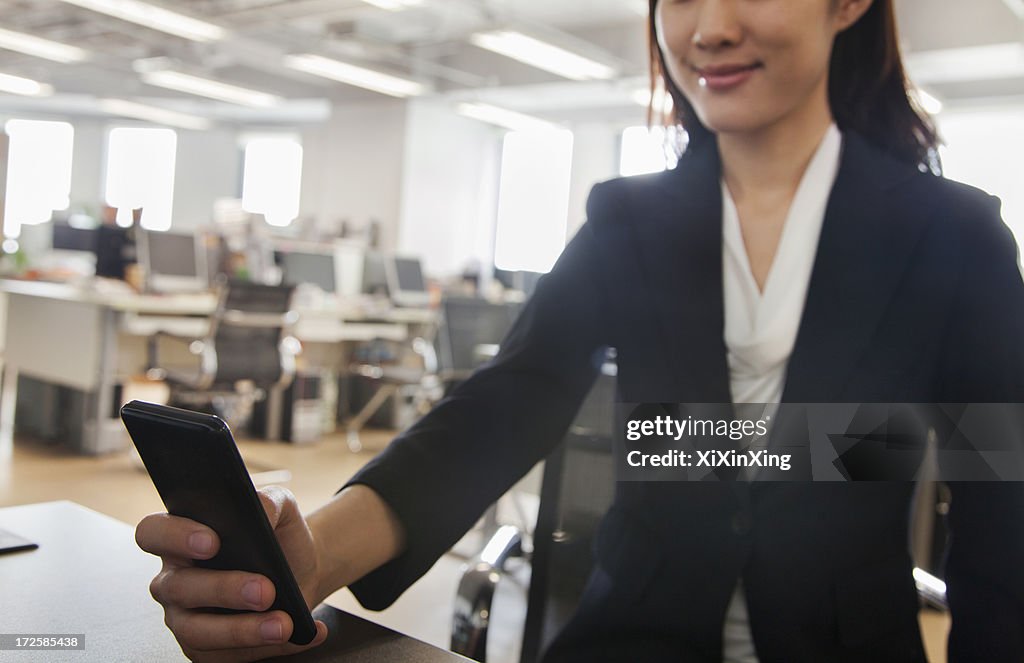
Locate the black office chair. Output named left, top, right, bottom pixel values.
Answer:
left=436, top=296, right=522, bottom=392
left=345, top=296, right=521, bottom=453
left=346, top=331, right=441, bottom=453
left=148, top=280, right=300, bottom=432
left=452, top=362, right=617, bottom=663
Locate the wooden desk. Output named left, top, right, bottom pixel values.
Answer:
left=0, top=501, right=468, bottom=663
left=0, top=279, right=433, bottom=455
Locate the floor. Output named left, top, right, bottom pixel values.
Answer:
left=1, top=429, right=949, bottom=663
left=0, top=428, right=530, bottom=663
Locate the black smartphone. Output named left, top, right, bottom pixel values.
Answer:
left=120, top=400, right=317, bottom=645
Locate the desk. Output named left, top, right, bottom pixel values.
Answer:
left=0, top=501, right=468, bottom=662
left=0, top=280, right=435, bottom=455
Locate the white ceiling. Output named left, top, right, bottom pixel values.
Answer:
left=0, top=0, right=1020, bottom=127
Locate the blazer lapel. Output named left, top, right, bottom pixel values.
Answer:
left=629, top=140, right=733, bottom=404
left=782, top=132, right=925, bottom=403
left=627, top=131, right=926, bottom=406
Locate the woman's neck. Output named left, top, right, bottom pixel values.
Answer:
left=718, top=105, right=834, bottom=204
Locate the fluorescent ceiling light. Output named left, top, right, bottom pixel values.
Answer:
left=100, top=98, right=211, bottom=130
left=470, top=30, right=617, bottom=81
left=0, top=27, right=89, bottom=63
left=140, top=70, right=281, bottom=107
left=360, top=0, right=423, bottom=9
left=905, top=42, right=1024, bottom=84
left=0, top=72, right=53, bottom=96
left=284, top=54, right=426, bottom=98
left=56, top=0, right=226, bottom=42
left=456, top=102, right=558, bottom=132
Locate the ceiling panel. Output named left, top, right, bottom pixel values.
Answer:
left=0, top=0, right=1019, bottom=125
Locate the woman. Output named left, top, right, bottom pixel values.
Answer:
left=136, top=0, right=1024, bottom=660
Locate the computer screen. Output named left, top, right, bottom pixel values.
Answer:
left=52, top=224, right=98, bottom=253
left=362, top=251, right=389, bottom=296
left=393, top=257, right=426, bottom=293
left=139, top=230, right=207, bottom=292
left=386, top=255, right=429, bottom=307
left=148, top=232, right=199, bottom=277
left=280, top=251, right=335, bottom=293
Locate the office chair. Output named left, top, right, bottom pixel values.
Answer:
left=452, top=361, right=618, bottom=663
left=436, top=296, right=522, bottom=393
left=147, top=280, right=300, bottom=433
left=346, top=330, right=442, bottom=453
left=439, top=295, right=532, bottom=539
left=345, top=295, right=521, bottom=453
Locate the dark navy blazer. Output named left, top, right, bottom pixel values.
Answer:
left=346, top=131, right=1024, bottom=662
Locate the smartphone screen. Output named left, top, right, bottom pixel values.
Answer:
left=121, top=400, right=317, bottom=645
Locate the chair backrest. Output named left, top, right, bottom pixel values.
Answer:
left=438, top=296, right=521, bottom=379
left=222, top=280, right=295, bottom=314
left=210, top=281, right=295, bottom=388
left=521, top=362, right=617, bottom=663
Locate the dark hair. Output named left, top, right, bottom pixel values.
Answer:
left=647, top=0, right=941, bottom=173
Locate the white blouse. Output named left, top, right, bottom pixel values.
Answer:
left=719, top=123, right=842, bottom=663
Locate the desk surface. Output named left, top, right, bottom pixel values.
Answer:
left=0, top=278, right=436, bottom=325
left=0, top=501, right=467, bottom=662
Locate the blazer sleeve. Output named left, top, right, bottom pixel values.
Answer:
left=937, top=191, right=1024, bottom=660
left=340, top=188, right=618, bottom=610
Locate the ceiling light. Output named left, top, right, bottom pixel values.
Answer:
left=140, top=70, right=281, bottom=107
left=284, top=54, right=426, bottom=98
left=360, top=0, right=423, bottom=9
left=0, top=27, right=89, bottom=63
left=100, top=98, right=211, bottom=130
left=469, top=30, right=617, bottom=81
left=0, top=72, right=53, bottom=96
left=456, top=102, right=558, bottom=132
left=56, top=0, right=226, bottom=42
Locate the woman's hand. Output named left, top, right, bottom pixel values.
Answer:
left=135, top=486, right=329, bottom=662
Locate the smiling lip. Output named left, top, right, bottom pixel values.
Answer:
left=694, top=62, right=761, bottom=91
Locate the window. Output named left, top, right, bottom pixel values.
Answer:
left=3, top=119, right=74, bottom=239
left=105, top=127, right=177, bottom=231
left=937, top=108, right=1024, bottom=251
left=241, top=136, right=303, bottom=227
left=494, top=129, right=574, bottom=273
left=619, top=125, right=679, bottom=177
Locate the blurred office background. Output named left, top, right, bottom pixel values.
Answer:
left=0, top=1, right=1021, bottom=662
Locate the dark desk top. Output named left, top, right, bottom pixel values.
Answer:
left=0, top=501, right=467, bottom=663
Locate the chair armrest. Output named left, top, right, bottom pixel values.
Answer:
left=148, top=331, right=216, bottom=390
left=412, top=336, right=438, bottom=375
left=451, top=525, right=523, bottom=661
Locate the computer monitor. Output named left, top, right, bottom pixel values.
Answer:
left=138, top=230, right=207, bottom=293
left=52, top=224, right=98, bottom=253
left=361, top=251, right=389, bottom=297
left=386, top=256, right=430, bottom=307
left=279, top=249, right=336, bottom=293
